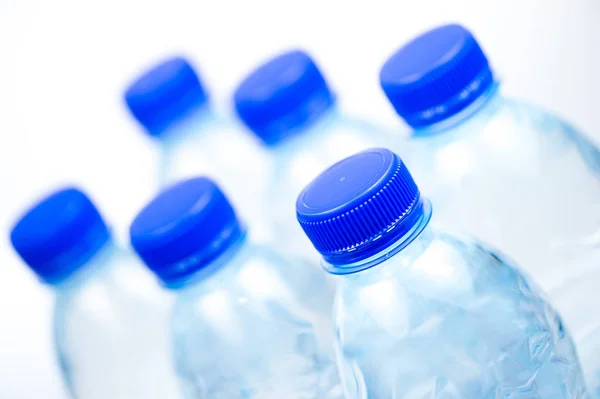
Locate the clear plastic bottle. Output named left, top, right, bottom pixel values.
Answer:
left=9, top=188, right=179, bottom=399
left=129, top=177, right=341, bottom=399
left=296, top=148, right=588, bottom=398
left=379, top=24, right=600, bottom=293
left=233, top=50, right=394, bottom=259
left=124, top=56, right=271, bottom=239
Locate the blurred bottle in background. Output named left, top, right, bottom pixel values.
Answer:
left=296, top=148, right=588, bottom=398
left=9, top=188, right=179, bottom=399
left=234, top=50, right=395, bottom=261
left=130, top=177, right=341, bottom=399
left=379, top=23, right=600, bottom=294
left=124, top=56, right=271, bottom=241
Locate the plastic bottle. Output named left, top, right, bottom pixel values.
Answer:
left=234, top=49, right=393, bottom=259
left=296, top=148, right=587, bottom=398
left=129, top=177, right=341, bottom=399
left=124, top=56, right=271, bottom=239
left=379, top=24, right=600, bottom=293
left=9, top=188, right=179, bottom=399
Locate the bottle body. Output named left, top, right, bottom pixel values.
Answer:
left=269, top=109, right=395, bottom=260
left=54, top=242, right=179, bottom=399
left=171, top=240, right=341, bottom=399
left=400, top=87, right=600, bottom=293
left=334, top=224, right=587, bottom=398
left=159, top=109, right=272, bottom=241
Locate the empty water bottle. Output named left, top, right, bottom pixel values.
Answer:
left=296, top=148, right=587, bottom=398
left=9, top=188, right=179, bottom=399
left=124, top=56, right=271, bottom=239
left=129, top=177, right=341, bottom=399
left=380, top=24, right=600, bottom=292
left=234, top=50, right=393, bottom=259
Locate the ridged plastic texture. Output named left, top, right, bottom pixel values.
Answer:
left=380, top=24, right=493, bottom=128
left=10, top=187, right=110, bottom=284
left=234, top=50, right=335, bottom=145
left=130, top=177, right=243, bottom=286
left=334, top=230, right=588, bottom=398
left=124, top=56, right=208, bottom=136
left=296, top=148, right=423, bottom=265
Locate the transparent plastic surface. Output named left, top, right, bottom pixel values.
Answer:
left=334, top=224, right=587, bottom=399
left=54, top=242, right=179, bottom=399
left=399, top=86, right=600, bottom=293
left=552, top=269, right=600, bottom=397
left=171, top=239, right=342, bottom=399
left=268, top=109, right=395, bottom=260
left=159, top=110, right=272, bottom=241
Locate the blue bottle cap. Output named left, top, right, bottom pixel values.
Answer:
left=296, top=148, right=430, bottom=270
left=380, top=24, right=494, bottom=129
left=124, top=56, right=208, bottom=137
left=234, top=50, right=335, bottom=146
left=10, top=188, right=110, bottom=284
left=130, top=177, right=244, bottom=286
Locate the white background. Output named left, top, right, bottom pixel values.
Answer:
left=1, top=0, right=599, bottom=397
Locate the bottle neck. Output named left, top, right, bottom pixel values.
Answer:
left=340, top=221, right=435, bottom=286
left=52, top=239, right=120, bottom=291
left=166, top=230, right=250, bottom=292
left=412, top=81, right=501, bottom=138
left=267, top=106, right=341, bottom=157
left=157, top=107, right=234, bottom=185
left=158, top=105, right=221, bottom=148
left=322, top=199, right=433, bottom=275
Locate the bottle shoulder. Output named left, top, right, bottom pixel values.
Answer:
left=402, top=95, right=600, bottom=196
left=335, top=230, right=541, bottom=329
left=410, top=95, right=596, bottom=155
left=174, top=244, right=332, bottom=314
left=172, top=244, right=334, bottom=347
left=54, top=250, right=168, bottom=327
